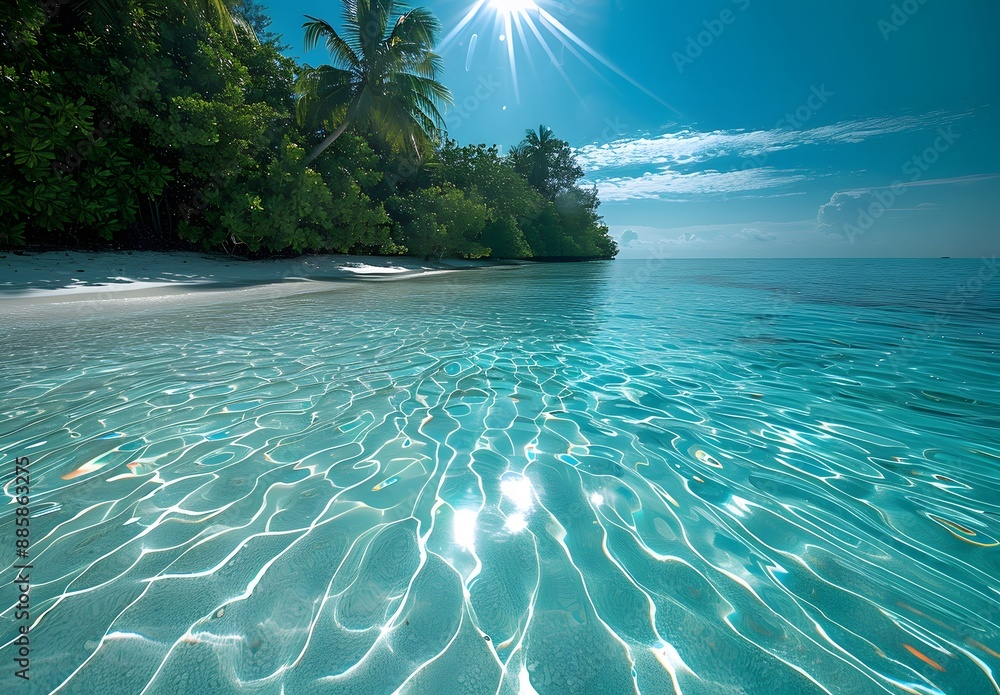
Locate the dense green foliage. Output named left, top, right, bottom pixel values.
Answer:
left=0, top=0, right=617, bottom=260
left=296, top=0, right=450, bottom=164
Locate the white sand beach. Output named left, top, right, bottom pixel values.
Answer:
left=0, top=250, right=516, bottom=307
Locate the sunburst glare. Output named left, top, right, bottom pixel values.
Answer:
left=440, top=0, right=678, bottom=112
left=490, top=0, right=538, bottom=14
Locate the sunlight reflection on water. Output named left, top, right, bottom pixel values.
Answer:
left=1, top=259, right=998, bottom=694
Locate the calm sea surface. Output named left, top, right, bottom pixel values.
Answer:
left=1, top=259, right=998, bottom=694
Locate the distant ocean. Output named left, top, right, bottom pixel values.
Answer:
left=2, top=258, right=998, bottom=693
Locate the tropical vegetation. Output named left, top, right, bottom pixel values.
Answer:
left=0, top=0, right=617, bottom=260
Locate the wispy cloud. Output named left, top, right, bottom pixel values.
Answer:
left=842, top=173, right=1000, bottom=193
left=612, top=220, right=831, bottom=258
left=576, top=113, right=959, bottom=172
left=818, top=174, right=1000, bottom=237
left=596, top=167, right=813, bottom=202
left=576, top=112, right=965, bottom=202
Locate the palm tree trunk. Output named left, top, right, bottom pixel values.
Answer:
left=304, top=116, right=352, bottom=166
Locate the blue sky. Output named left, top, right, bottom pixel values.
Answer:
left=261, top=0, right=999, bottom=258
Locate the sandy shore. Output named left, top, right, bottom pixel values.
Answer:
left=0, top=250, right=516, bottom=307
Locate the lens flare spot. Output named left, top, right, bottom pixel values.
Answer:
left=505, top=512, right=528, bottom=533
left=501, top=474, right=534, bottom=511
left=465, top=33, right=478, bottom=71
left=491, top=0, right=538, bottom=12
left=454, top=509, right=478, bottom=550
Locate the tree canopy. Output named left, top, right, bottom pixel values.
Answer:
left=295, top=0, right=452, bottom=164
left=509, top=125, right=584, bottom=201
left=0, top=0, right=617, bottom=261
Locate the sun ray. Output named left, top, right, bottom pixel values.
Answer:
left=504, top=12, right=520, bottom=103
left=440, top=0, right=489, bottom=52
left=521, top=14, right=583, bottom=101
left=538, top=14, right=615, bottom=90
left=491, top=0, right=538, bottom=15
left=536, top=7, right=682, bottom=114
left=443, top=0, right=679, bottom=115
left=511, top=12, right=537, bottom=74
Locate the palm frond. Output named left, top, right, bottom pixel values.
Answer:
left=68, top=0, right=129, bottom=31
left=299, top=0, right=450, bottom=162
left=387, top=43, right=444, bottom=78
left=295, top=65, right=356, bottom=126
left=355, top=0, right=396, bottom=61
left=193, top=0, right=238, bottom=35
left=372, top=96, right=435, bottom=155
left=389, top=72, right=451, bottom=116
left=384, top=75, right=444, bottom=130
left=390, top=7, right=440, bottom=47
left=303, top=16, right=361, bottom=69
left=233, top=13, right=260, bottom=44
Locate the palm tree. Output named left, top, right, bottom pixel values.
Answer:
left=509, top=125, right=559, bottom=196
left=296, top=0, right=452, bottom=166
left=509, top=124, right=584, bottom=200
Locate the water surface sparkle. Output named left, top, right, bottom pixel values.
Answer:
left=1, top=259, right=998, bottom=694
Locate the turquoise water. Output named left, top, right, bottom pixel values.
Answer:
left=2, top=258, right=999, bottom=694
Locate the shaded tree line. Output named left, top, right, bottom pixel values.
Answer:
left=0, top=0, right=617, bottom=260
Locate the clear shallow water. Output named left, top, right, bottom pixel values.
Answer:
left=1, top=258, right=999, bottom=694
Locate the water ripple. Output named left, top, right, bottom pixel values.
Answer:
left=1, top=259, right=998, bottom=694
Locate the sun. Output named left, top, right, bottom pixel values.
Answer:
left=439, top=0, right=677, bottom=112
left=490, top=0, right=538, bottom=14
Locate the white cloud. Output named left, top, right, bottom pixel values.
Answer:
left=818, top=173, right=999, bottom=236
left=841, top=173, right=1000, bottom=194
left=595, top=166, right=812, bottom=202
left=575, top=113, right=957, bottom=172
left=609, top=220, right=836, bottom=259
left=617, top=229, right=639, bottom=247
left=733, top=227, right=777, bottom=242
left=575, top=112, right=965, bottom=201
left=817, top=191, right=878, bottom=237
